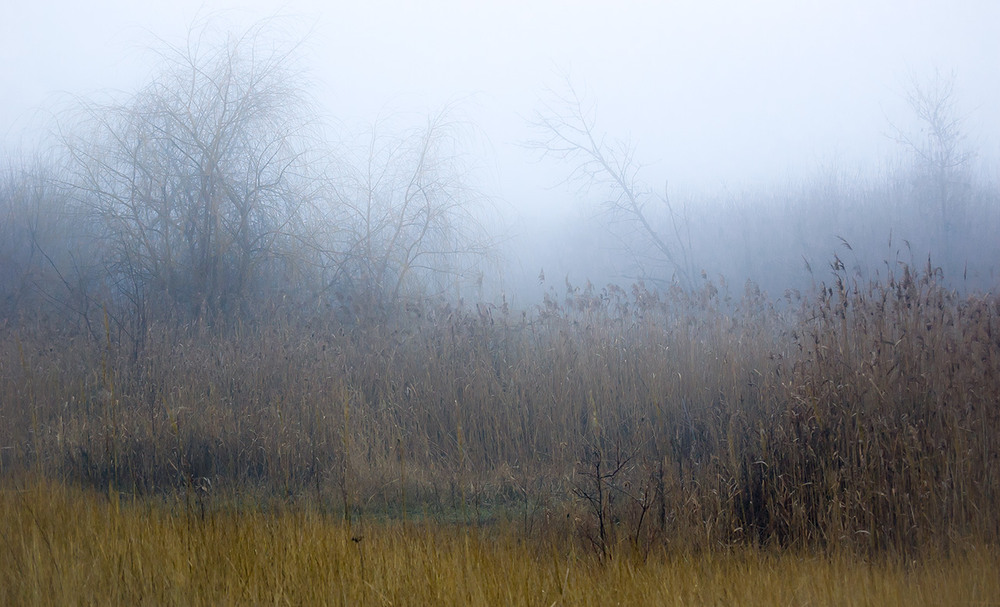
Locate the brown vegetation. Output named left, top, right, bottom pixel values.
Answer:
left=2, top=261, right=997, bottom=561
left=2, top=479, right=997, bottom=606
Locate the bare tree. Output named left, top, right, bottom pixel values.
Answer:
left=530, top=82, right=695, bottom=289
left=36, top=20, right=497, bottom=332
left=889, top=70, right=975, bottom=271
left=61, top=23, right=319, bottom=325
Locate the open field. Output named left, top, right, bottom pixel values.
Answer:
left=2, top=479, right=998, bottom=606
left=2, top=262, right=999, bottom=602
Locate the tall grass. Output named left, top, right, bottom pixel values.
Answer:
left=1, top=261, right=997, bottom=557
left=2, top=480, right=997, bottom=606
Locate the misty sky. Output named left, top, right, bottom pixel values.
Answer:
left=3, top=0, right=999, bottom=222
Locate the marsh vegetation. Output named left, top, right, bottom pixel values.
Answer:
left=1, top=22, right=999, bottom=605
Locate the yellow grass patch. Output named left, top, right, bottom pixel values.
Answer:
left=2, top=480, right=996, bottom=606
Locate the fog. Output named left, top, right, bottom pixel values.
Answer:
left=3, top=0, right=999, bottom=314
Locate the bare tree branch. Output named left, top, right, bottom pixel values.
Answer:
left=528, top=79, right=694, bottom=289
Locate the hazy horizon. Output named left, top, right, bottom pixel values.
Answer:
left=4, top=1, right=999, bottom=302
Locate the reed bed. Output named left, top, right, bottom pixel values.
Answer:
left=1, top=261, right=998, bottom=561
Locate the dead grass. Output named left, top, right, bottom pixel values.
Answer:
left=1, top=479, right=997, bottom=606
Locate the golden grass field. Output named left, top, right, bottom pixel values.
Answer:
left=2, top=480, right=997, bottom=606
left=2, top=263, right=999, bottom=604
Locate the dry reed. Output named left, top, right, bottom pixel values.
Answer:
left=1, top=262, right=997, bottom=559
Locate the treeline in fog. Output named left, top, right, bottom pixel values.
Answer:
left=1, top=26, right=495, bottom=341
left=517, top=72, right=999, bottom=301
left=2, top=28, right=998, bottom=334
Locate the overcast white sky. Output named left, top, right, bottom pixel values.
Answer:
left=3, top=0, right=998, bottom=211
